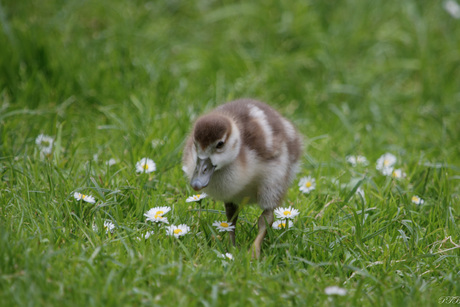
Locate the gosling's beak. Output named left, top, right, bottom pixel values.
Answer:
left=190, top=158, right=215, bottom=191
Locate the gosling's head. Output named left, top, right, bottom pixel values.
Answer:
left=190, top=114, right=241, bottom=191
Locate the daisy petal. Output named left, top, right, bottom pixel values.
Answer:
left=274, top=207, right=300, bottom=219
left=74, top=192, right=96, bottom=204
left=376, top=153, right=397, bottom=174
left=325, top=286, right=347, bottom=296
left=144, top=206, right=171, bottom=224
left=212, top=221, right=236, bottom=232
left=411, top=195, right=424, bottom=205
left=166, top=224, right=190, bottom=237
left=272, top=220, right=294, bottom=229
left=136, top=158, right=156, bottom=173
left=186, top=193, right=208, bottom=202
left=298, top=176, right=316, bottom=194
left=218, top=253, right=234, bottom=260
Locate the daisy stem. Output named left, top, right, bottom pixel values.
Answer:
left=197, top=199, right=203, bottom=220
left=137, top=174, right=150, bottom=217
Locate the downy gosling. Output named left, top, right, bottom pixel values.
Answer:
left=182, top=99, right=302, bottom=258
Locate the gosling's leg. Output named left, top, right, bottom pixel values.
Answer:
left=225, top=202, right=239, bottom=246
left=251, top=209, right=274, bottom=259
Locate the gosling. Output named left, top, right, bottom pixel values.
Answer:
left=182, top=99, right=302, bottom=258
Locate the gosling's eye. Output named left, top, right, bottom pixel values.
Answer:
left=216, top=141, right=225, bottom=149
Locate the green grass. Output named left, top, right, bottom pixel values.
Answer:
left=1, top=0, right=459, bottom=306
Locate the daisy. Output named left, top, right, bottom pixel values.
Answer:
left=324, top=286, right=347, bottom=296
left=136, top=157, right=156, bottom=173
left=186, top=193, right=208, bottom=202
left=376, top=153, right=397, bottom=175
left=274, top=206, right=300, bottom=219
left=218, top=253, right=234, bottom=260
left=272, top=220, right=294, bottom=229
left=380, top=166, right=394, bottom=176
left=346, top=155, right=369, bottom=167
left=74, top=192, right=96, bottom=204
left=298, top=176, right=316, bottom=194
left=212, top=221, right=236, bottom=232
left=391, top=169, right=406, bottom=179
left=144, top=206, right=171, bottom=224
left=106, top=158, right=117, bottom=166
left=139, top=230, right=154, bottom=239
left=35, top=134, right=54, bottom=154
left=92, top=221, right=115, bottom=233
left=166, top=224, right=190, bottom=237
left=104, top=220, right=115, bottom=233
left=444, top=0, right=460, bottom=19
left=411, top=195, right=424, bottom=205
left=145, top=215, right=168, bottom=224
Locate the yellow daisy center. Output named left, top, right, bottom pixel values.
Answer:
left=278, top=223, right=286, bottom=228
left=283, top=211, right=291, bottom=216
left=156, top=211, right=164, bottom=215
left=174, top=229, right=182, bottom=234
left=384, top=159, right=390, bottom=166
left=82, top=194, right=86, bottom=199
left=143, top=164, right=149, bottom=170
left=305, top=181, right=312, bottom=188
left=412, top=196, right=419, bottom=202
left=221, top=222, right=229, bottom=227
left=197, top=194, right=201, bottom=198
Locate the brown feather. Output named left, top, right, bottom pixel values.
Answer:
left=193, top=114, right=232, bottom=149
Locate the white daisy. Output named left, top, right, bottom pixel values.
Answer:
left=298, top=176, right=316, bottom=194
left=136, top=157, right=156, bottom=173
left=106, top=158, right=117, bottom=166
left=376, top=153, right=397, bottom=175
left=74, top=192, right=96, bottom=204
left=411, top=195, right=424, bottom=205
left=274, top=206, right=300, bottom=219
left=139, top=230, right=154, bottom=240
left=145, top=215, right=168, bottom=224
left=35, top=134, right=54, bottom=154
left=186, top=193, right=208, bottom=202
left=104, top=220, right=116, bottom=233
left=346, top=155, right=369, bottom=167
left=324, top=286, right=347, bottom=296
left=144, top=206, right=171, bottom=224
left=218, top=253, right=234, bottom=260
left=444, top=0, right=460, bottom=19
left=391, top=169, right=406, bottom=179
left=272, top=220, right=294, bottom=230
left=380, top=166, right=394, bottom=176
left=212, top=221, right=236, bottom=232
left=166, top=224, right=190, bottom=237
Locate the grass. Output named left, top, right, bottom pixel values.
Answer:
left=1, top=0, right=459, bottom=306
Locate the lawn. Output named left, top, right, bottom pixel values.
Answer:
left=0, top=0, right=459, bottom=306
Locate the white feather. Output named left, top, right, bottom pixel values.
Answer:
left=281, top=117, right=296, bottom=140
left=248, top=105, right=273, bottom=150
